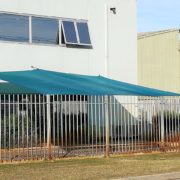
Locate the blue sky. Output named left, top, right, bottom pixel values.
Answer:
left=138, top=0, right=180, bottom=32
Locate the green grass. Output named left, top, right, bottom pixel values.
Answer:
left=0, top=153, right=180, bottom=180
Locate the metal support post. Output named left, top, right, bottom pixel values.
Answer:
left=46, top=95, right=52, bottom=159
left=104, top=4, right=109, bottom=77
left=105, top=95, right=110, bottom=157
left=160, top=98, right=165, bottom=146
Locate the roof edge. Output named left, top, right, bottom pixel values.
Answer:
left=138, top=28, right=180, bottom=39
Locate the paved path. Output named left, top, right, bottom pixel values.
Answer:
left=117, top=172, right=180, bottom=180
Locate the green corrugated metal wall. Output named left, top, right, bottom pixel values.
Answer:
left=138, top=30, right=180, bottom=93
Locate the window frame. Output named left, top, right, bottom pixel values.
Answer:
left=61, top=20, right=79, bottom=45
left=61, top=19, right=92, bottom=46
left=76, top=21, right=91, bottom=46
left=0, top=11, right=92, bottom=48
left=31, top=16, right=59, bottom=45
left=0, top=13, right=29, bottom=43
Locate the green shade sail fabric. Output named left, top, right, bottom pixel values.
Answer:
left=0, top=69, right=179, bottom=96
left=0, top=83, right=34, bottom=94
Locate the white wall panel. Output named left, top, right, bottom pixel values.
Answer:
left=0, top=0, right=137, bottom=84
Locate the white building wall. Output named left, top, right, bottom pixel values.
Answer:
left=0, top=0, right=137, bottom=84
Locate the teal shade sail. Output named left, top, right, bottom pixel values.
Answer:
left=0, top=82, right=34, bottom=94
left=0, top=69, right=179, bottom=96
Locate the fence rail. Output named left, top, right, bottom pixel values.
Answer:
left=0, top=94, right=180, bottom=162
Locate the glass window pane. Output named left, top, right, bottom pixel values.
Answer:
left=32, top=17, right=59, bottom=44
left=62, top=21, right=78, bottom=44
left=0, top=13, right=29, bottom=42
left=77, top=22, right=91, bottom=45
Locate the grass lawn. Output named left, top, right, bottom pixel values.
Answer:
left=0, top=153, right=180, bottom=180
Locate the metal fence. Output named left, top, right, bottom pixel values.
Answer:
left=0, top=94, right=180, bottom=162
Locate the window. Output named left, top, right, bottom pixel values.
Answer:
left=0, top=13, right=29, bottom=42
left=32, top=17, right=59, bottom=44
left=77, top=22, right=91, bottom=45
left=62, top=21, right=78, bottom=44
left=62, top=20, right=91, bottom=46
left=0, top=12, right=92, bottom=47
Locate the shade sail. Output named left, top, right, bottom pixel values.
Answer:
left=0, top=83, right=34, bottom=94
left=0, top=69, right=179, bottom=96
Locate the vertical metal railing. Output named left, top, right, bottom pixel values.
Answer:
left=0, top=94, right=179, bottom=162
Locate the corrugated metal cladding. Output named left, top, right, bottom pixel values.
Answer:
left=138, top=29, right=180, bottom=93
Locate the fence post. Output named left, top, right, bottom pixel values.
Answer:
left=160, top=98, right=165, bottom=148
left=46, top=95, right=52, bottom=159
left=105, top=95, right=110, bottom=157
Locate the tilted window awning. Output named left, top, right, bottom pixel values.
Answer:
left=0, top=69, right=179, bottom=96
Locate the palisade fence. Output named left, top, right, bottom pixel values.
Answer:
left=0, top=94, right=180, bottom=162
